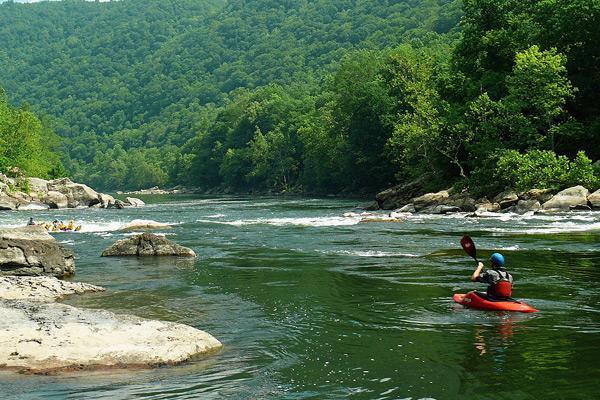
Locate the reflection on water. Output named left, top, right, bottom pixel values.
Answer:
left=0, top=196, right=599, bottom=399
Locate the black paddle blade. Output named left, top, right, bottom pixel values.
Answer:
left=460, top=235, right=476, bottom=259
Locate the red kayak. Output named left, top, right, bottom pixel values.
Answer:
left=454, top=291, right=538, bottom=313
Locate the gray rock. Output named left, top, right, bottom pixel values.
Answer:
left=519, top=188, right=554, bottom=203
left=47, top=178, right=100, bottom=208
left=0, top=299, right=221, bottom=373
left=27, top=177, right=49, bottom=192
left=98, top=193, right=115, bottom=208
left=445, top=191, right=477, bottom=212
left=512, top=199, right=541, bottom=214
left=43, top=191, right=69, bottom=209
left=125, top=197, right=145, bottom=207
left=0, top=276, right=104, bottom=302
left=397, top=203, right=416, bottom=213
left=588, top=189, right=600, bottom=209
left=474, top=200, right=501, bottom=213
left=375, top=176, right=428, bottom=210
left=119, top=219, right=172, bottom=232
left=412, top=190, right=450, bottom=212
left=102, top=233, right=196, bottom=257
left=114, top=199, right=127, bottom=209
left=542, top=186, right=589, bottom=210
left=420, top=204, right=461, bottom=214
left=363, top=201, right=380, bottom=211
left=0, top=226, right=75, bottom=277
left=0, top=192, right=19, bottom=210
left=493, top=190, right=519, bottom=209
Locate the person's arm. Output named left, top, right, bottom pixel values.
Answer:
left=470, top=262, right=484, bottom=282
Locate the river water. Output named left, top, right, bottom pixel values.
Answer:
left=0, top=196, right=599, bottom=399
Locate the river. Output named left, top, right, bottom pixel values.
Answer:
left=0, top=196, right=599, bottom=399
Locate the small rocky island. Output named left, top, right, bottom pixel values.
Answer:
left=0, top=226, right=221, bottom=374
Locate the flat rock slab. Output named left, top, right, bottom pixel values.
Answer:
left=0, top=300, right=222, bottom=373
left=0, top=276, right=104, bottom=302
left=102, top=233, right=195, bottom=257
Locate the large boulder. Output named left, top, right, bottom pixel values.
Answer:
left=98, top=193, right=115, bottom=208
left=0, top=192, right=19, bottom=210
left=0, top=226, right=75, bottom=277
left=375, top=176, right=428, bottom=210
left=0, top=276, right=103, bottom=302
left=47, top=178, right=100, bottom=208
left=542, top=186, right=589, bottom=210
left=445, top=191, right=477, bottom=212
left=43, top=190, right=69, bottom=209
left=519, top=188, right=554, bottom=203
left=125, top=197, right=145, bottom=207
left=102, top=233, right=195, bottom=257
left=513, top=199, right=541, bottom=214
left=588, top=189, right=600, bottom=209
left=0, top=299, right=222, bottom=373
left=412, top=190, right=450, bottom=212
left=493, top=190, right=519, bottom=209
left=119, top=219, right=172, bottom=232
left=27, top=177, right=49, bottom=193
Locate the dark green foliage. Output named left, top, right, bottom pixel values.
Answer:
left=0, top=0, right=597, bottom=196
left=0, top=88, right=64, bottom=179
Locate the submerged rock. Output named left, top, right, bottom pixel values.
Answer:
left=0, top=299, right=222, bottom=373
left=119, top=219, right=172, bottom=232
left=0, top=226, right=75, bottom=277
left=542, top=186, right=589, bottom=210
left=0, top=276, right=103, bottom=302
left=101, top=233, right=195, bottom=257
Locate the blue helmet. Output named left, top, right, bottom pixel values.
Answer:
left=490, top=253, right=505, bottom=267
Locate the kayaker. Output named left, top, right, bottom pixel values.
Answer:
left=27, top=217, right=36, bottom=226
left=470, top=253, right=513, bottom=299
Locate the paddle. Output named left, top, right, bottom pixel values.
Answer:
left=460, top=235, right=479, bottom=265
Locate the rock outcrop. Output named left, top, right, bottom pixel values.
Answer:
left=0, top=276, right=104, bottom=301
left=375, top=176, right=428, bottom=210
left=119, top=219, right=172, bottom=232
left=102, top=233, right=195, bottom=257
left=0, top=226, right=75, bottom=277
left=0, top=300, right=222, bottom=373
left=0, top=174, right=116, bottom=211
left=542, top=186, right=589, bottom=210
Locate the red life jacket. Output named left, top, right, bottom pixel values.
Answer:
left=494, top=270, right=512, bottom=298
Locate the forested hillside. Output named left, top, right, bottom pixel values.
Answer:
left=0, top=0, right=598, bottom=194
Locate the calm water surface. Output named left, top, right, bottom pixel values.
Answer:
left=0, top=196, right=599, bottom=399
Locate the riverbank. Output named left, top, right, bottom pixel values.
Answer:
left=0, top=174, right=146, bottom=211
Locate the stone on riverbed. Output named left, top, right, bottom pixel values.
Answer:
left=101, top=233, right=195, bottom=257
left=0, top=226, right=75, bottom=277
left=0, top=300, right=222, bottom=373
left=0, top=276, right=104, bottom=302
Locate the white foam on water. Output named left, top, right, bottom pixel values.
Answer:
left=320, top=249, right=420, bottom=258
left=490, top=221, right=600, bottom=234
left=196, top=216, right=362, bottom=227
left=204, top=214, right=226, bottom=218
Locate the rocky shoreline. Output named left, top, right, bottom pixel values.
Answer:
left=0, top=174, right=145, bottom=211
left=0, top=226, right=221, bottom=374
left=372, top=184, right=600, bottom=215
